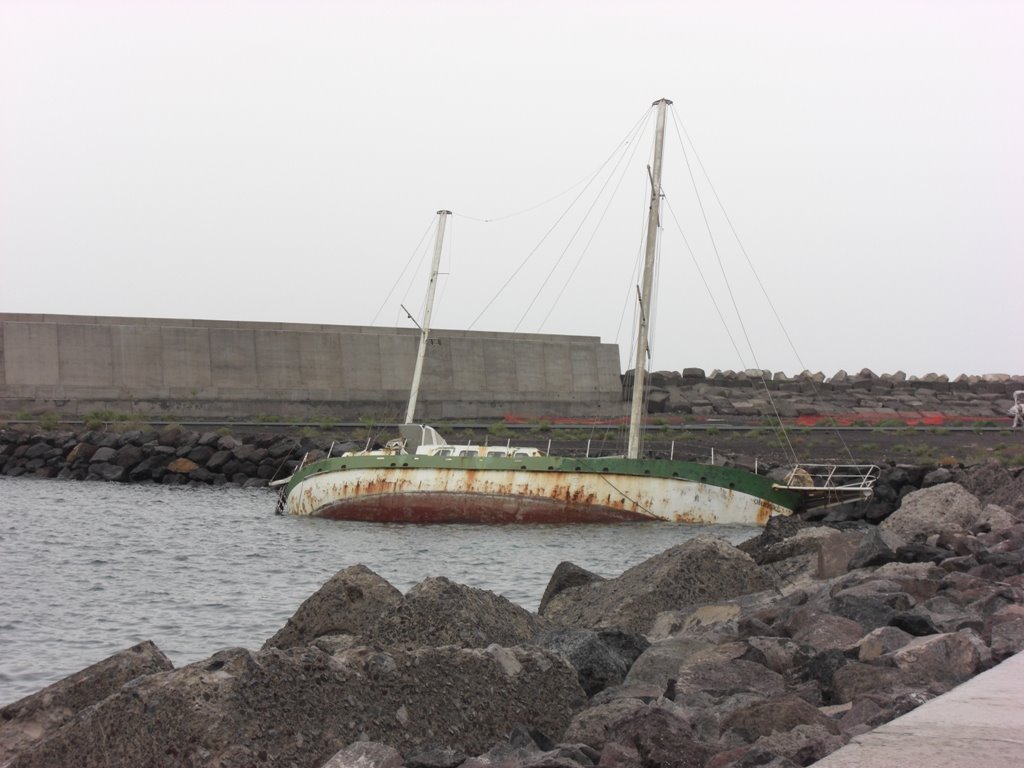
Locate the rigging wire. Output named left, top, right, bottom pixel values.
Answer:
left=537, top=110, right=652, bottom=333
left=467, top=107, right=655, bottom=331
left=370, top=216, right=437, bottom=326
left=663, top=196, right=748, bottom=369
left=668, top=108, right=800, bottom=466
left=399, top=230, right=435, bottom=327
left=670, top=107, right=856, bottom=463
left=453, top=109, right=655, bottom=224
left=517, top=118, right=646, bottom=332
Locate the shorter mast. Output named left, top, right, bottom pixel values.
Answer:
left=404, top=210, right=451, bottom=424
left=627, top=98, right=671, bottom=460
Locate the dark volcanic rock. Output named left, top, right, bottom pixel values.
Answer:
left=89, top=462, right=126, bottom=482
left=113, top=444, right=144, bottom=467
left=846, top=528, right=897, bottom=569
left=889, top=612, right=939, bottom=636
left=7, top=644, right=585, bottom=768
left=88, top=445, right=117, bottom=463
left=675, top=658, right=786, bottom=700
left=540, top=537, right=771, bottom=634
left=539, top=561, right=606, bottom=614
left=895, top=543, right=951, bottom=564
left=368, top=577, right=547, bottom=649
left=955, top=462, right=1024, bottom=517
left=263, top=565, right=403, bottom=650
left=604, top=704, right=712, bottom=768
left=533, top=628, right=647, bottom=697
left=721, top=695, right=840, bottom=742
left=0, top=641, right=172, bottom=763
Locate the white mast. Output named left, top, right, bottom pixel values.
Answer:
left=404, top=209, right=450, bottom=424
left=627, top=98, right=671, bottom=459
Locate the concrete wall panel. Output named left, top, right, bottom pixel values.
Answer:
left=542, top=341, right=573, bottom=393
left=377, top=332, right=417, bottom=388
left=160, top=327, right=212, bottom=389
left=112, top=325, right=164, bottom=389
left=598, top=345, right=623, bottom=392
left=569, top=343, right=599, bottom=392
left=450, top=337, right=487, bottom=393
left=421, top=335, right=454, bottom=393
left=514, top=339, right=546, bottom=393
left=4, top=322, right=59, bottom=386
left=59, top=324, right=114, bottom=386
left=341, top=333, right=383, bottom=391
left=255, top=331, right=301, bottom=389
left=483, top=339, right=517, bottom=393
left=210, top=329, right=257, bottom=388
left=297, top=332, right=344, bottom=389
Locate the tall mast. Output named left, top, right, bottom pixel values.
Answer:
left=627, top=98, right=671, bottom=459
left=405, top=209, right=451, bottom=424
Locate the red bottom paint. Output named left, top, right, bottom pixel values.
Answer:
left=315, top=492, right=658, bottom=524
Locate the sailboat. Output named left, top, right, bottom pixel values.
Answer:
left=274, top=99, right=878, bottom=524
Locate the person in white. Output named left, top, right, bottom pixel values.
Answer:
left=1011, top=390, right=1024, bottom=428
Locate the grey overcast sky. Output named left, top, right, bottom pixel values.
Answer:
left=0, top=0, right=1020, bottom=378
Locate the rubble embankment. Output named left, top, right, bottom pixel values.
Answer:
left=2, top=465, right=1023, bottom=767
left=640, top=368, right=1023, bottom=423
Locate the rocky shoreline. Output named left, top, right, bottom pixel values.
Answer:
left=0, top=425, right=309, bottom=487
left=1, top=465, right=1022, bottom=767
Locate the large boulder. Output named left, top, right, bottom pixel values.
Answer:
left=788, top=611, right=866, bottom=652
left=0, top=641, right=172, bottom=763
left=748, top=724, right=846, bottom=766
left=533, top=628, right=648, bottom=697
left=624, top=638, right=746, bottom=687
left=674, top=659, right=786, bottom=701
left=263, top=565, right=403, bottom=650
left=603, top=704, right=713, bottom=768
left=7, top=644, right=586, bottom=767
left=830, top=662, right=902, bottom=704
left=881, top=629, right=983, bottom=688
left=954, top=462, right=1024, bottom=517
left=561, top=698, right=649, bottom=750
left=538, top=562, right=606, bottom=614
left=540, top=537, right=771, bottom=634
left=367, top=577, right=547, bottom=649
left=880, top=484, right=983, bottom=547
left=988, top=604, right=1024, bottom=661
left=721, top=695, right=840, bottom=743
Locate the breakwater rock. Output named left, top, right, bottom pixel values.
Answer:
left=0, top=425, right=317, bottom=487
left=2, top=472, right=1023, bottom=767
left=636, top=368, right=1024, bottom=423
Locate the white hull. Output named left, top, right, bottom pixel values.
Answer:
left=285, top=464, right=790, bottom=525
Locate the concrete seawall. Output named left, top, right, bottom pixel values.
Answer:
left=0, top=314, right=624, bottom=420
left=3, top=314, right=1021, bottom=425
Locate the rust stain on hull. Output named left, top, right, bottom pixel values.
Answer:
left=756, top=498, right=776, bottom=526
left=289, top=465, right=792, bottom=526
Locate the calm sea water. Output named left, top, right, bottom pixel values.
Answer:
left=0, top=475, right=758, bottom=705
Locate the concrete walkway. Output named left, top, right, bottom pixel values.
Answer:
left=813, top=650, right=1024, bottom=766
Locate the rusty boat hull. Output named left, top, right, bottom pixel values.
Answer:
left=280, top=454, right=801, bottom=525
